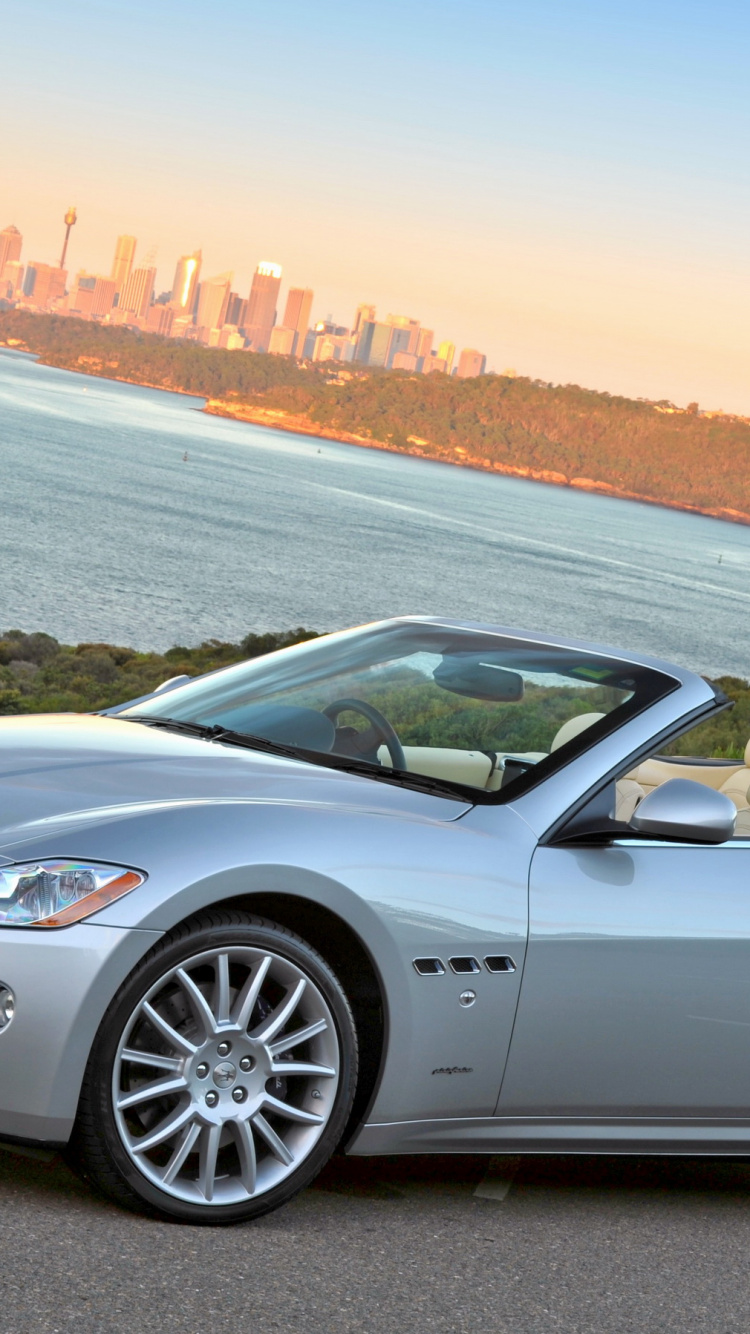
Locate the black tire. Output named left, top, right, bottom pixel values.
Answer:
left=68, top=910, right=358, bottom=1225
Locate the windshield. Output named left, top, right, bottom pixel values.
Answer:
left=122, top=619, right=677, bottom=799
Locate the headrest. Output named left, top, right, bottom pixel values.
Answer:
left=550, top=711, right=606, bottom=753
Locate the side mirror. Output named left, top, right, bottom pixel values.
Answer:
left=630, top=778, right=736, bottom=844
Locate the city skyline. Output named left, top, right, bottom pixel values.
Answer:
left=2, top=2, right=749, bottom=410
left=0, top=217, right=490, bottom=375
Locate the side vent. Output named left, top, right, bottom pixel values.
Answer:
left=484, top=955, right=516, bottom=973
left=413, top=957, right=446, bottom=976
left=449, top=956, right=481, bottom=975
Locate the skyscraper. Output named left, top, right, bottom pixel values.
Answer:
left=355, top=320, right=393, bottom=367
left=268, top=326, right=297, bottom=356
left=1, top=261, right=23, bottom=299
left=282, top=287, right=313, bottom=357
left=245, top=262, right=282, bottom=352
left=145, top=304, right=174, bottom=336
left=386, top=315, right=421, bottom=358
left=457, top=348, right=487, bottom=378
left=22, top=263, right=67, bottom=309
left=0, top=225, right=22, bottom=281
left=384, top=326, right=413, bottom=367
left=416, top=329, right=434, bottom=360
left=110, top=235, right=136, bottom=297
left=353, top=303, right=376, bottom=335
left=225, top=292, right=246, bottom=327
left=120, top=266, right=157, bottom=318
left=195, top=272, right=232, bottom=336
left=437, top=341, right=456, bottom=374
left=68, top=273, right=117, bottom=319
left=170, top=250, right=202, bottom=314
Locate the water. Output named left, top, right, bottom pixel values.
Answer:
left=1, top=348, right=749, bottom=678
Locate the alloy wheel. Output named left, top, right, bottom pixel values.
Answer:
left=112, top=944, right=340, bottom=1207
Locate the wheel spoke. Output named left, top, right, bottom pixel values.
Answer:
left=198, top=1123, right=222, bottom=1202
left=120, top=1048, right=183, bottom=1073
left=142, top=1001, right=197, bottom=1057
left=268, top=1018, right=328, bottom=1057
left=261, top=1092, right=325, bottom=1126
left=162, top=1119, right=202, bottom=1185
left=251, top=978, right=306, bottom=1044
left=233, top=1117, right=257, bottom=1195
left=213, top=951, right=231, bottom=1026
left=250, top=1111, right=295, bottom=1166
left=269, top=1060, right=336, bottom=1079
left=232, top=954, right=272, bottom=1031
left=117, top=1074, right=188, bottom=1111
left=130, top=1102, right=195, bottom=1155
left=175, top=967, right=219, bottom=1039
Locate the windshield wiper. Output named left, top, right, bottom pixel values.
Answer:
left=287, top=749, right=463, bottom=799
left=122, top=714, right=464, bottom=799
left=126, top=715, right=312, bottom=761
left=124, top=715, right=228, bottom=741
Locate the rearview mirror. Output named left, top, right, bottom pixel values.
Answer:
left=433, top=653, right=524, bottom=702
left=630, top=778, right=736, bottom=844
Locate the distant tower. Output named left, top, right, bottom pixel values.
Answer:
left=282, top=287, right=314, bottom=357
left=170, top=250, right=202, bottom=313
left=437, top=340, right=455, bottom=375
left=111, top=235, right=136, bottom=297
left=0, top=225, right=22, bottom=280
left=456, top=348, right=487, bottom=378
left=195, top=272, right=233, bottom=334
left=119, top=266, right=157, bottom=318
left=59, top=207, right=77, bottom=269
left=245, top=261, right=282, bottom=352
left=416, top=328, right=434, bottom=361
left=353, top=303, right=376, bottom=336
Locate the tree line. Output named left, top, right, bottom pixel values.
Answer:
left=3, top=309, right=750, bottom=518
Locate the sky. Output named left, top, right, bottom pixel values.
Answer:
left=2, top=0, right=749, bottom=411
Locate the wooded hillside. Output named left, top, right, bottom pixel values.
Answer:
left=3, top=309, right=750, bottom=521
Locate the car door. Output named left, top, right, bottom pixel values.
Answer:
left=497, top=832, right=750, bottom=1119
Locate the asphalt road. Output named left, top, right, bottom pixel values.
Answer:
left=2, top=1146, right=750, bottom=1334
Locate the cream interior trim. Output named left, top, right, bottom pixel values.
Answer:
left=378, top=744, right=494, bottom=788
left=627, top=757, right=744, bottom=794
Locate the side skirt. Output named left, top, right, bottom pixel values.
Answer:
left=348, top=1116, right=750, bottom=1157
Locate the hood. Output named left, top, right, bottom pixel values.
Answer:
left=0, top=714, right=470, bottom=852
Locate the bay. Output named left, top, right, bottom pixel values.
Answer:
left=1, top=348, right=748, bottom=678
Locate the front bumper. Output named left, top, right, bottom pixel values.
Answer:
left=0, top=923, right=161, bottom=1142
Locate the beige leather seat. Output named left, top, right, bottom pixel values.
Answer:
left=550, top=712, right=643, bottom=822
left=550, top=712, right=606, bottom=752
left=717, top=739, right=750, bottom=813
left=614, top=777, right=645, bottom=823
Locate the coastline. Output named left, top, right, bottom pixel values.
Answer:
left=203, top=397, right=750, bottom=530
left=5, top=339, right=750, bottom=529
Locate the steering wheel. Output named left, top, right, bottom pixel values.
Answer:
left=322, top=698, right=406, bottom=770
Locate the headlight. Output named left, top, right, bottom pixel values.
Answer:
left=0, top=860, right=145, bottom=927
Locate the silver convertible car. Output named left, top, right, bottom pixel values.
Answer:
left=0, top=616, right=748, bottom=1224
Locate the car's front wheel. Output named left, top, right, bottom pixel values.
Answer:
left=70, top=911, right=358, bottom=1224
